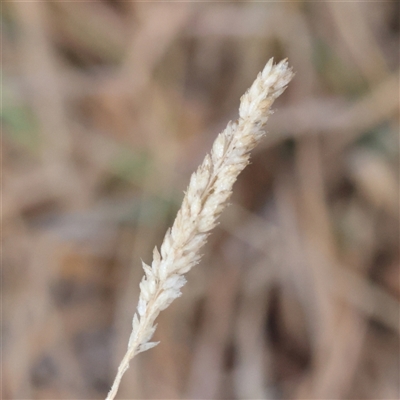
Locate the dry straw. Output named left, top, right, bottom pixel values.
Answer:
left=107, top=58, right=294, bottom=400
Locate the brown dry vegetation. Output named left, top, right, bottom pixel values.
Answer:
left=2, top=1, right=399, bottom=399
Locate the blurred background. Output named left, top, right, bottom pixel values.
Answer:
left=2, top=1, right=399, bottom=399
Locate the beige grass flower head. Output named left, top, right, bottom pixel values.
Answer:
left=107, top=58, right=294, bottom=400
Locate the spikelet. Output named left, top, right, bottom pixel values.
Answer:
left=106, top=58, right=294, bottom=400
